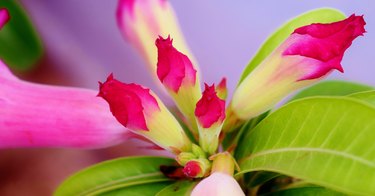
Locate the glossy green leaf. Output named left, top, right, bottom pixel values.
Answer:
left=238, top=8, right=345, bottom=85
left=244, top=171, right=281, bottom=188
left=289, top=80, right=374, bottom=102
left=0, top=1, right=43, bottom=70
left=156, top=180, right=198, bottom=196
left=99, top=182, right=171, bottom=196
left=264, top=185, right=345, bottom=196
left=55, top=156, right=175, bottom=196
left=236, top=97, right=375, bottom=195
left=348, top=90, right=375, bottom=106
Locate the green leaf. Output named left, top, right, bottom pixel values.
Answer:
left=264, top=185, right=345, bottom=196
left=55, top=156, right=175, bottom=196
left=348, top=90, right=375, bottom=106
left=156, top=180, right=198, bottom=196
left=238, top=8, right=346, bottom=85
left=244, top=171, right=281, bottom=188
left=289, top=80, right=374, bottom=102
left=236, top=97, right=375, bottom=195
left=0, top=1, right=43, bottom=70
left=99, top=182, right=171, bottom=196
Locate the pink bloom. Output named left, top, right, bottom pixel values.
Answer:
left=98, top=74, right=192, bottom=154
left=191, top=172, right=245, bottom=196
left=195, top=84, right=225, bottom=128
left=0, top=8, right=9, bottom=29
left=0, top=61, right=130, bottom=148
left=156, top=35, right=197, bottom=93
left=231, top=15, right=366, bottom=120
left=195, top=84, right=225, bottom=154
left=283, top=14, right=366, bottom=80
left=98, top=74, right=159, bottom=131
left=156, top=36, right=201, bottom=135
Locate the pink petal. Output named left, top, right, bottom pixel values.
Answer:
left=156, top=36, right=197, bottom=92
left=0, top=8, right=9, bottom=29
left=98, top=74, right=160, bottom=131
left=191, top=172, right=245, bottom=196
left=195, top=84, right=225, bottom=128
left=283, top=15, right=366, bottom=80
left=0, top=61, right=130, bottom=149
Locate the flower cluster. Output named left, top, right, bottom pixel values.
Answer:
left=0, top=1, right=366, bottom=195
left=100, top=1, right=366, bottom=193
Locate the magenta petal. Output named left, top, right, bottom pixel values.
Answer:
left=195, top=84, right=225, bottom=128
left=0, top=61, right=130, bottom=149
left=0, top=8, right=10, bottom=29
left=156, top=36, right=197, bottom=93
left=283, top=15, right=366, bottom=80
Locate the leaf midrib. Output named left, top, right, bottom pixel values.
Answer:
left=239, top=147, right=375, bottom=168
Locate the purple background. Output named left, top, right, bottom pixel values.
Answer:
left=19, top=0, right=375, bottom=99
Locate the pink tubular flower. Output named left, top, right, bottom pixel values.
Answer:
left=98, top=74, right=192, bottom=154
left=0, top=8, right=9, bottom=29
left=156, top=36, right=201, bottom=135
left=231, top=15, right=366, bottom=120
left=0, top=61, right=130, bottom=148
left=191, top=172, right=245, bottom=196
left=116, top=0, right=198, bottom=77
left=195, top=84, right=225, bottom=155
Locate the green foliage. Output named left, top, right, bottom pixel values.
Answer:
left=156, top=180, right=198, bottom=196
left=244, top=171, right=281, bottom=188
left=55, top=157, right=175, bottom=196
left=238, top=9, right=346, bottom=85
left=0, top=1, right=43, bottom=70
left=290, top=80, right=374, bottom=102
left=263, top=184, right=345, bottom=196
left=348, top=90, right=375, bottom=106
left=99, top=182, right=171, bottom=196
left=236, top=97, right=375, bottom=195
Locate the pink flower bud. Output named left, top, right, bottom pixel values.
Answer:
left=156, top=35, right=197, bottom=92
left=156, top=36, right=201, bottom=134
left=195, top=84, right=225, bottom=128
left=183, top=161, right=202, bottom=178
left=191, top=172, right=245, bottom=196
left=0, top=8, right=9, bottom=29
left=195, top=84, right=225, bottom=154
left=216, top=77, right=228, bottom=100
left=0, top=61, right=130, bottom=149
left=232, top=15, right=366, bottom=120
left=183, top=159, right=210, bottom=178
left=116, top=0, right=197, bottom=79
left=98, top=74, right=192, bottom=153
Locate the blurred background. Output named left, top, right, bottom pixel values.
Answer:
left=0, top=0, right=374, bottom=195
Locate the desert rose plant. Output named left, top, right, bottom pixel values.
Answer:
left=1, top=1, right=374, bottom=195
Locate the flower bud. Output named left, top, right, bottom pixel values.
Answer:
left=0, top=8, right=9, bottom=29
left=216, top=77, right=228, bottom=100
left=231, top=15, right=366, bottom=120
left=116, top=0, right=197, bottom=77
left=98, top=74, right=192, bottom=153
left=195, top=84, right=225, bottom=155
left=156, top=36, right=201, bottom=134
left=191, top=173, right=244, bottom=196
left=183, top=158, right=211, bottom=178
